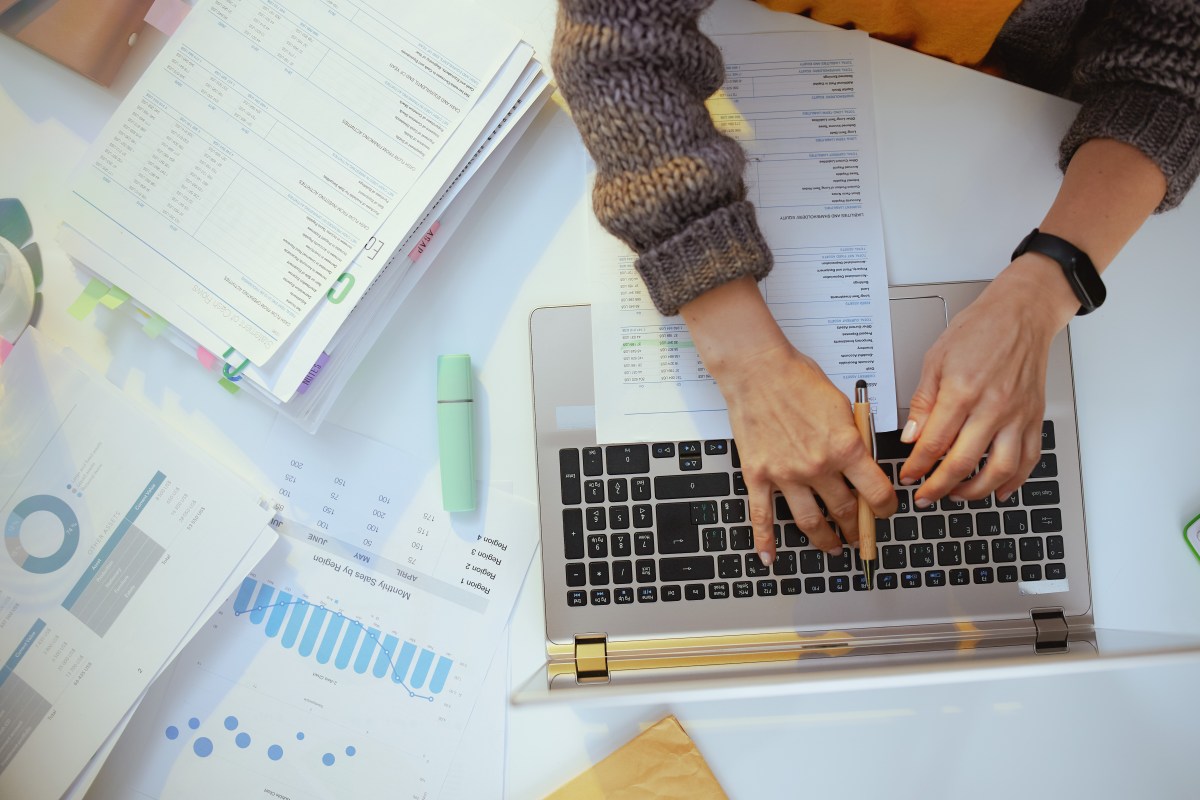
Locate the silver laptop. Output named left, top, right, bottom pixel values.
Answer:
left=514, top=282, right=1200, bottom=703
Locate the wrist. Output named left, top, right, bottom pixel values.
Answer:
left=679, top=276, right=792, bottom=382
left=996, top=255, right=1081, bottom=331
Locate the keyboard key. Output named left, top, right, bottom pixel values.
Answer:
left=972, top=567, right=994, bottom=584
left=633, top=504, right=653, bottom=528
left=853, top=574, right=871, bottom=591
left=757, top=579, right=779, bottom=597
left=704, top=440, right=728, bottom=455
left=830, top=575, right=850, bottom=592
left=775, top=496, right=794, bottom=520
left=680, top=456, right=703, bottom=471
left=679, top=441, right=702, bottom=456
left=652, top=442, right=675, bottom=458
left=968, top=495, right=992, bottom=509
left=631, top=477, right=651, bottom=501
left=1046, top=562, right=1066, bottom=580
left=662, top=585, right=682, bottom=601
left=773, top=550, right=798, bottom=576
left=635, top=559, right=656, bottom=582
left=609, top=505, right=630, bottom=530
left=894, top=516, right=919, bottom=541
left=949, top=513, right=974, bottom=538
left=991, top=538, right=1016, bottom=563
left=560, top=449, right=582, bottom=505
left=718, top=554, right=742, bottom=578
left=615, top=587, right=635, bottom=604
left=587, top=533, right=608, bottom=559
left=1031, top=453, right=1058, bottom=479
left=634, top=531, right=655, bottom=555
left=745, top=553, right=771, bottom=577
left=582, top=447, right=603, bottom=476
left=949, top=568, right=970, bottom=586
left=921, top=516, right=947, bottom=539
left=874, top=518, right=892, bottom=543
left=685, top=583, right=706, bottom=600
left=566, top=563, right=586, bottom=587
left=638, top=586, right=658, bottom=602
left=977, top=511, right=1002, bottom=536
left=1047, top=535, right=1065, bottom=560
left=733, top=581, right=754, bottom=598
left=936, top=541, right=962, bottom=566
left=881, top=544, right=907, bottom=570
left=1003, top=510, right=1028, bottom=535
left=995, top=492, right=1019, bottom=508
left=1021, top=481, right=1060, bottom=506
left=782, top=578, right=803, bottom=595
left=876, top=573, right=898, bottom=590
left=909, top=542, right=935, bottom=568
left=783, top=523, right=808, bottom=548
left=583, top=480, right=604, bottom=504
left=655, top=473, right=731, bottom=499
left=827, top=548, right=852, bottom=573
left=721, top=498, right=746, bottom=524
left=730, top=526, right=754, bottom=550
left=733, top=472, right=747, bottom=495
left=591, top=589, right=611, bottom=605
left=997, top=566, right=1018, bottom=583
left=895, top=489, right=911, bottom=514
left=1019, top=536, right=1044, bottom=561
left=805, top=577, right=827, bottom=594
left=568, top=590, right=587, bottom=606
left=660, top=556, right=716, bottom=581
left=690, top=501, right=718, bottom=525
left=608, top=478, right=629, bottom=503
left=613, top=560, right=633, bottom=584
left=563, top=508, right=585, bottom=559
left=881, top=462, right=895, bottom=484
left=964, top=540, right=990, bottom=564
left=656, top=503, right=700, bottom=553
left=901, top=571, right=922, bottom=588
left=1041, top=420, right=1056, bottom=450
left=1021, top=564, right=1043, bottom=582
left=731, top=440, right=741, bottom=467
left=586, top=507, right=606, bottom=531
left=703, top=527, right=727, bottom=552
left=1032, top=508, right=1063, bottom=533
left=589, top=561, right=609, bottom=585
left=606, top=444, right=650, bottom=475
left=940, top=497, right=965, bottom=511
left=926, top=569, right=946, bottom=587
left=799, top=550, right=825, bottom=574
left=709, top=582, right=730, bottom=599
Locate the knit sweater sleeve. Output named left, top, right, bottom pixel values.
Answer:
left=551, top=0, right=773, bottom=316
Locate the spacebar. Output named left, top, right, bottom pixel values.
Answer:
left=658, top=556, right=716, bottom=582
left=655, top=473, right=730, bottom=499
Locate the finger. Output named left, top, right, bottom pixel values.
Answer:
left=995, top=423, right=1043, bottom=500
left=899, top=389, right=970, bottom=486
left=746, top=475, right=777, bottom=566
left=900, top=357, right=942, bottom=445
left=915, top=415, right=997, bottom=504
left=843, top=458, right=899, bottom=519
left=961, top=425, right=1024, bottom=501
left=790, top=483, right=846, bottom=554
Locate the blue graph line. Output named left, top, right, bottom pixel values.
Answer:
left=231, top=578, right=452, bottom=701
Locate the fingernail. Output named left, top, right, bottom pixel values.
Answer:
left=997, top=492, right=1011, bottom=503
left=949, top=495, right=965, bottom=503
left=758, top=550, right=773, bottom=566
left=899, top=477, right=915, bottom=486
left=915, top=496, right=933, bottom=509
left=900, top=419, right=919, bottom=443
left=826, top=546, right=844, bottom=557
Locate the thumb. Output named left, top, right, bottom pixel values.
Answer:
left=902, top=363, right=941, bottom=444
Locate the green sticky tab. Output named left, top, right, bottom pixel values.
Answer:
left=99, top=285, right=130, bottom=309
left=141, top=314, right=169, bottom=339
left=67, top=279, right=110, bottom=321
left=218, top=377, right=241, bottom=395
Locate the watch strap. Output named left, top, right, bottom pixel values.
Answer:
left=1011, top=229, right=1106, bottom=315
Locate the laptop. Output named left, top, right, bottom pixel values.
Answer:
left=513, top=282, right=1200, bottom=704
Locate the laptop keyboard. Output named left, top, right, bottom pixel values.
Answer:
left=557, top=421, right=1066, bottom=608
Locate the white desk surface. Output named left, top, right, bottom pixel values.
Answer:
left=2, top=1, right=1199, bottom=797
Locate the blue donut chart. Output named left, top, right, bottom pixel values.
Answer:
left=5, top=495, right=80, bottom=574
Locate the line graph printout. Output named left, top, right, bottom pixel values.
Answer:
left=61, top=0, right=521, bottom=366
left=591, top=30, right=897, bottom=443
left=87, top=422, right=537, bottom=800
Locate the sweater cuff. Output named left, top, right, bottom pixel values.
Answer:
left=1059, top=83, right=1200, bottom=212
left=635, top=200, right=773, bottom=317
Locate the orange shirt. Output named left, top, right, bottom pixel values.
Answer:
left=756, top=0, right=1023, bottom=66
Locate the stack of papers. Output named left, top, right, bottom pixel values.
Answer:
left=0, top=329, right=277, bottom=800
left=58, top=0, right=550, bottom=431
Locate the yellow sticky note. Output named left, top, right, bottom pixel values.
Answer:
left=99, top=285, right=130, bottom=309
left=67, top=279, right=110, bottom=321
left=141, top=314, right=169, bottom=339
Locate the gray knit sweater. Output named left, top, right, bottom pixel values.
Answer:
left=552, top=0, right=1200, bottom=316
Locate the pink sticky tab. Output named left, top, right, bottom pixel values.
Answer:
left=407, top=220, right=442, bottom=262
left=196, top=347, right=219, bottom=370
left=0, top=337, right=12, bottom=365
left=145, top=0, right=191, bottom=35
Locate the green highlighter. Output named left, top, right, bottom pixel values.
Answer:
left=437, top=354, right=476, bottom=512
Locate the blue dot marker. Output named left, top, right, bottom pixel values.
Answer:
left=268, top=745, right=284, bottom=761
left=224, top=716, right=239, bottom=731
left=165, top=726, right=179, bottom=740
left=345, top=746, right=356, bottom=757
left=188, top=717, right=200, bottom=730
left=236, top=732, right=252, bottom=748
left=322, top=753, right=335, bottom=766
left=296, top=731, right=305, bottom=740
left=193, top=737, right=214, bottom=757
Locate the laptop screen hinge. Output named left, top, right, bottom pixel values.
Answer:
left=1031, top=608, right=1069, bottom=654
left=574, top=634, right=610, bottom=684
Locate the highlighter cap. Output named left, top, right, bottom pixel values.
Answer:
left=437, top=354, right=473, bottom=401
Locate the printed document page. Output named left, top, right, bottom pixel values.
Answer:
left=0, top=330, right=275, bottom=800
left=591, top=30, right=897, bottom=443
left=61, top=0, right=521, bottom=366
left=86, top=422, right=537, bottom=800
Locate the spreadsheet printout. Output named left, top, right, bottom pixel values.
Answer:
left=590, top=30, right=897, bottom=443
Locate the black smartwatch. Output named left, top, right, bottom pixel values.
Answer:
left=1011, top=228, right=1106, bottom=315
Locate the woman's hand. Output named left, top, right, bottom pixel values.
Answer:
left=681, top=277, right=897, bottom=565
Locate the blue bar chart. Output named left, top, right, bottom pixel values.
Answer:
left=231, top=578, right=453, bottom=698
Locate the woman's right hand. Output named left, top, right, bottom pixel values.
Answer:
left=681, top=277, right=897, bottom=565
